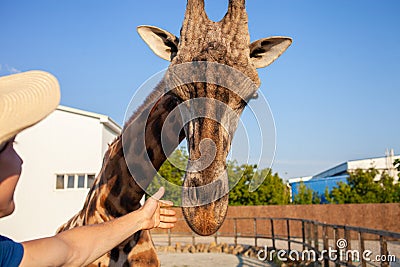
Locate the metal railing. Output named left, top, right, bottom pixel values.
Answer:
left=155, top=217, right=400, bottom=267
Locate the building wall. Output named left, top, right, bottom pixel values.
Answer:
left=348, top=157, right=400, bottom=181
left=0, top=108, right=119, bottom=241
left=102, top=125, right=118, bottom=156
left=291, top=175, right=348, bottom=202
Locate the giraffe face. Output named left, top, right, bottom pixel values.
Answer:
left=138, top=0, right=291, bottom=236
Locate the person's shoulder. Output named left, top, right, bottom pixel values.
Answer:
left=0, top=235, right=13, bottom=241
left=0, top=235, right=24, bottom=267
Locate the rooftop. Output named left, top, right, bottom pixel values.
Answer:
left=57, top=105, right=122, bottom=134
left=289, top=149, right=399, bottom=183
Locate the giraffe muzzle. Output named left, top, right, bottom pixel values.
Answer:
left=181, top=163, right=230, bottom=236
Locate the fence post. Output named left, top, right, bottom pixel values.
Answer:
left=286, top=219, right=291, bottom=251
left=302, top=220, right=306, bottom=251
left=192, top=231, right=195, bottom=246
left=344, top=226, right=352, bottom=266
left=334, top=227, right=340, bottom=267
left=168, top=228, right=171, bottom=246
left=214, top=231, right=218, bottom=244
left=234, top=218, right=237, bottom=246
left=359, top=232, right=366, bottom=267
left=253, top=218, right=258, bottom=247
left=307, top=222, right=312, bottom=249
left=270, top=219, right=276, bottom=250
left=322, top=225, right=329, bottom=267
left=380, top=235, right=389, bottom=267
left=313, top=222, right=319, bottom=252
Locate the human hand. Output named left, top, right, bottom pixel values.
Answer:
left=139, top=187, right=177, bottom=230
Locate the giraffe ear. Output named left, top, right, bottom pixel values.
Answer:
left=249, top=37, right=292, bottom=69
left=137, top=25, right=179, bottom=61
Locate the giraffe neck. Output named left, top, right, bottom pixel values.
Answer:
left=57, top=81, right=184, bottom=266
left=97, top=85, right=183, bottom=220
left=60, top=80, right=183, bottom=228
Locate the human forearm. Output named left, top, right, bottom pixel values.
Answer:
left=21, top=209, right=145, bottom=267
left=58, top=209, right=145, bottom=266
left=20, top=187, right=176, bottom=267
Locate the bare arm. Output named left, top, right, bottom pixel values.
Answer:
left=19, top=187, right=176, bottom=267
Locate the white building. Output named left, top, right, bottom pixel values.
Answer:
left=0, top=106, right=121, bottom=241
left=312, top=149, right=400, bottom=181
left=289, top=149, right=400, bottom=184
left=288, top=150, right=400, bottom=202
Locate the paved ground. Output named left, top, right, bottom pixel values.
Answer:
left=153, top=235, right=400, bottom=267
left=158, top=252, right=275, bottom=267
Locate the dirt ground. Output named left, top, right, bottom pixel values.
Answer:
left=157, top=252, right=275, bottom=267
left=153, top=235, right=400, bottom=267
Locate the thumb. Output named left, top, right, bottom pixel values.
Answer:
left=151, top=187, right=165, bottom=201
left=143, top=187, right=165, bottom=213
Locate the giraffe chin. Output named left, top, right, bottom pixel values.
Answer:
left=181, top=194, right=229, bottom=236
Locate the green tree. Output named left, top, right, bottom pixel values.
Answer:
left=324, top=186, right=334, bottom=203
left=148, top=149, right=291, bottom=206
left=228, top=163, right=258, bottom=206
left=329, top=181, right=352, bottom=204
left=347, top=169, right=381, bottom=203
left=228, top=165, right=290, bottom=206
left=293, top=181, right=315, bottom=204
left=379, top=173, right=398, bottom=203
left=312, top=191, right=322, bottom=204
left=146, top=148, right=188, bottom=205
left=326, top=168, right=400, bottom=204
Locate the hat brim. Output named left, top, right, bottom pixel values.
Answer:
left=0, top=70, right=60, bottom=144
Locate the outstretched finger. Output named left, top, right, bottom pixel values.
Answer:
left=160, top=200, right=174, bottom=207
left=158, top=222, right=175, bottom=229
left=159, top=215, right=177, bottom=223
left=160, top=208, right=176, bottom=216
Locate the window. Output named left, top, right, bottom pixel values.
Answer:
left=78, top=175, right=85, bottom=188
left=56, top=174, right=96, bottom=190
left=56, top=175, right=64, bottom=189
left=67, top=175, right=75, bottom=188
left=87, top=175, right=95, bottom=188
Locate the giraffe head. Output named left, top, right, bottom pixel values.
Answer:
left=137, top=0, right=292, bottom=235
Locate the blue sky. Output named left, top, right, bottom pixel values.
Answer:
left=1, top=0, right=399, bottom=179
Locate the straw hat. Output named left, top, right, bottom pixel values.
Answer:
left=0, top=70, right=60, bottom=144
